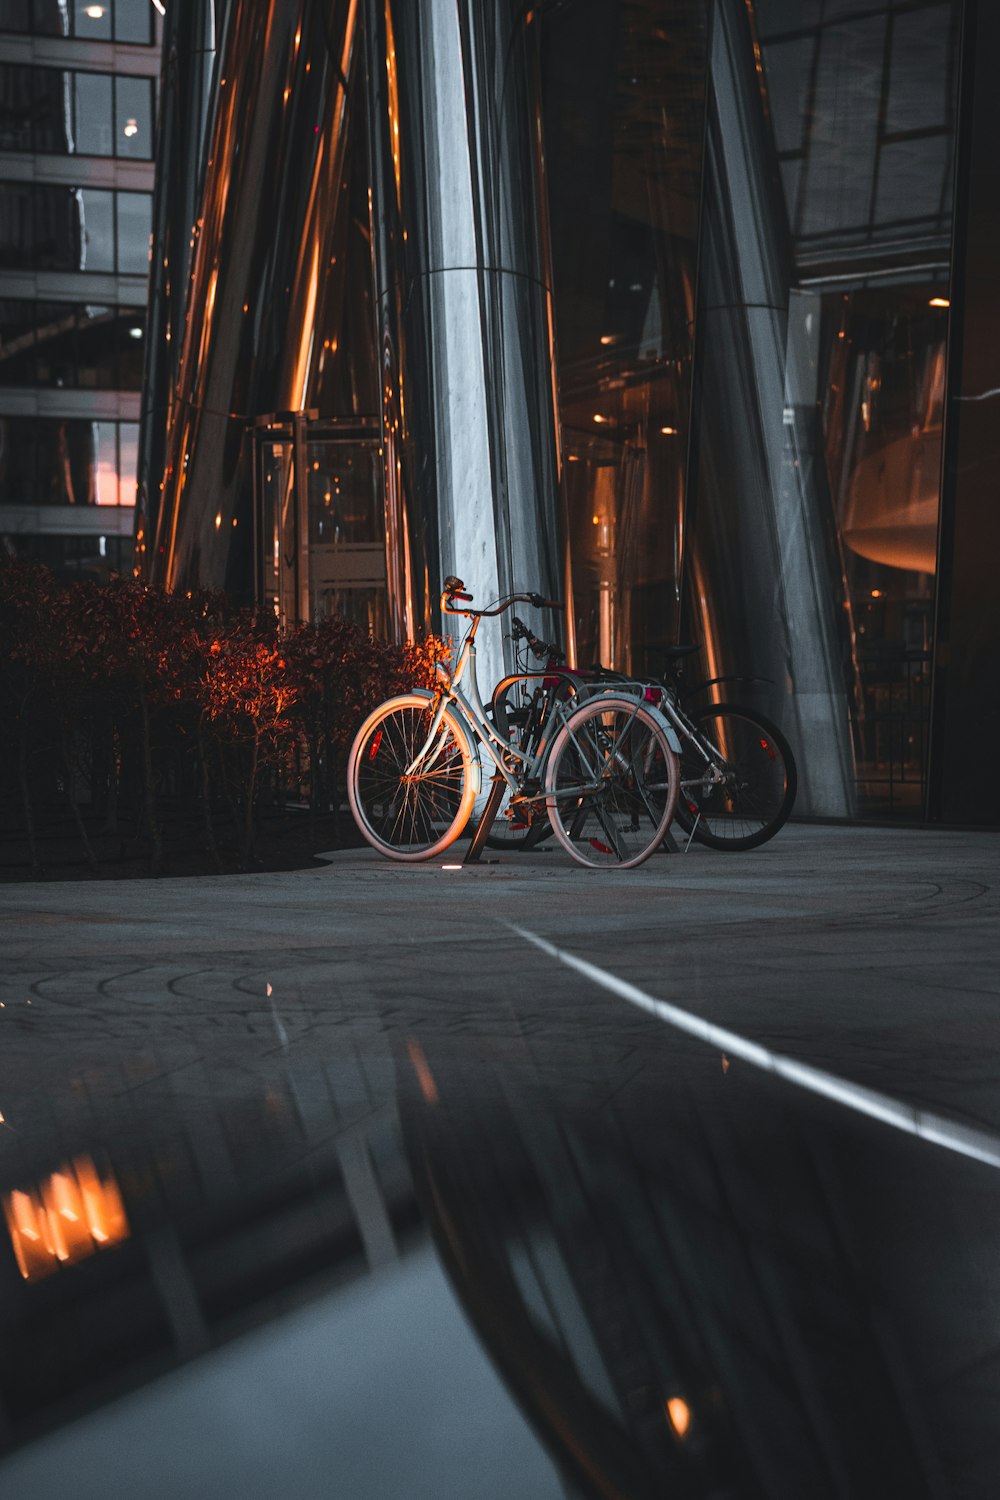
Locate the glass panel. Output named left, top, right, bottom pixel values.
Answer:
left=114, top=75, right=153, bottom=160
left=307, top=444, right=380, bottom=544
left=257, top=438, right=296, bottom=625
left=118, top=309, right=145, bottom=386
left=0, top=2, right=30, bottom=37
left=74, top=71, right=114, bottom=156
left=541, top=0, right=709, bottom=674
left=76, top=304, right=120, bottom=388
left=79, top=186, right=114, bottom=271
left=30, top=0, right=65, bottom=35
left=0, top=181, right=37, bottom=269
left=95, top=421, right=118, bottom=505
left=33, top=300, right=79, bottom=387
left=314, top=586, right=388, bottom=638
left=818, top=286, right=943, bottom=814
left=118, top=420, right=138, bottom=506
left=0, top=298, right=38, bottom=385
left=0, top=63, right=39, bottom=150
left=113, top=0, right=152, bottom=45
left=73, top=0, right=111, bottom=40
left=116, top=190, right=150, bottom=274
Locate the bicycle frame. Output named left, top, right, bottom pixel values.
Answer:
left=404, top=620, right=572, bottom=800
left=405, top=609, right=661, bottom=804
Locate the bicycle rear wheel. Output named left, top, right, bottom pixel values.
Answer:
left=544, top=696, right=679, bottom=869
left=347, top=695, right=477, bottom=861
left=674, top=704, right=796, bottom=850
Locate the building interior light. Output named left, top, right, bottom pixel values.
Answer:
left=666, top=1397, right=691, bottom=1438
left=929, top=296, right=950, bottom=308
left=599, top=334, right=616, bottom=345
left=85, top=5, right=105, bottom=17
left=129, top=326, right=143, bottom=339
left=123, top=118, right=139, bottom=138
left=593, top=413, right=608, bottom=424
left=660, top=425, right=678, bottom=435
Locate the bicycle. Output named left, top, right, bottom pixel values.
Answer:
left=480, top=631, right=796, bottom=854
left=347, top=578, right=682, bottom=868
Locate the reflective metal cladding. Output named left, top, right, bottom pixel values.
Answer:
left=365, top=0, right=564, bottom=673
left=148, top=0, right=361, bottom=599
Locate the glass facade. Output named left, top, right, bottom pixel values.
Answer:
left=0, top=5, right=158, bottom=582
left=0, top=64, right=155, bottom=159
left=0, top=300, right=145, bottom=388
left=0, top=181, right=151, bottom=274
left=138, top=0, right=997, bottom=825
left=0, top=0, right=154, bottom=45
left=0, top=416, right=139, bottom=506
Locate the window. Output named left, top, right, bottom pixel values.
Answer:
left=0, top=64, right=154, bottom=158
left=0, top=180, right=151, bottom=274
left=0, top=415, right=139, bottom=507
left=0, top=1, right=154, bottom=44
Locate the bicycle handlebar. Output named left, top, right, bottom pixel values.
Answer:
left=440, top=579, right=566, bottom=619
left=510, top=615, right=565, bottom=663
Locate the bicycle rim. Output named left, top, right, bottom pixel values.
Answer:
left=677, top=705, right=796, bottom=850
left=348, top=697, right=475, bottom=860
left=545, top=698, right=679, bottom=869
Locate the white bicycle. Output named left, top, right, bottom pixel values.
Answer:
left=347, top=578, right=682, bottom=868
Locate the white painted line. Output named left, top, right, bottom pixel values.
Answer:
left=508, top=923, right=1000, bottom=1172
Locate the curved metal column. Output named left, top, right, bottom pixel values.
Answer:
left=149, top=0, right=360, bottom=599
left=136, top=0, right=217, bottom=579
left=685, top=0, right=854, bottom=817
left=366, top=0, right=563, bottom=670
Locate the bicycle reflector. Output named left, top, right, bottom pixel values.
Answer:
left=368, top=729, right=383, bottom=760
left=760, top=737, right=777, bottom=761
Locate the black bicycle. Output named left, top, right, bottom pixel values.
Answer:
left=480, top=629, right=796, bottom=853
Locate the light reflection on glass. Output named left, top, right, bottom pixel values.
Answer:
left=4, top=1157, right=129, bottom=1282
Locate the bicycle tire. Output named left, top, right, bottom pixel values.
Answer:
left=673, top=703, right=796, bottom=851
left=544, top=696, right=680, bottom=869
left=347, top=695, right=478, bottom=861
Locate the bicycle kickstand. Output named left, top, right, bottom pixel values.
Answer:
left=464, top=773, right=508, bottom=865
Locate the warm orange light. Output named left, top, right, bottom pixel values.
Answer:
left=406, top=1039, right=439, bottom=1105
left=593, top=413, right=608, bottom=424
left=4, top=1158, right=129, bottom=1282
left=871, top=588, right=883, bottom=598
left=660, top=426, right=678, bottom=435
left=666, top=1398, right=691, bottom=1437
left=929, top=297, right=950, bottom=308
left=214, top=512, right=222, bottom=530
left=599, top=334, right=616, bottom=345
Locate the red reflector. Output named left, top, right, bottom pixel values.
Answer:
left=589, top=839, right=614, bottom=855
left=368, top=729, right=383, bottom=760
left=759, top=737, right=777, bottom=761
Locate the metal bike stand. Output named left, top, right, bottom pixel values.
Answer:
left=463, top=774, right=508, bottom=864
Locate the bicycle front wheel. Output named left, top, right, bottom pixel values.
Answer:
left=347, top=695, right=477, bottom=861
left=674, top=704, right=796, bottom=850
left=544, top=696, right=680, bottom=869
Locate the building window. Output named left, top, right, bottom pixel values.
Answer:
left=0, top=415, right=139, bottom=507
left=0, top=64, right=155, bottom=159
left=0, top=1, right=154, bottom=45
left=0, top=180, right=151, bottom=274
left=0, top=300, right=146, bottom=390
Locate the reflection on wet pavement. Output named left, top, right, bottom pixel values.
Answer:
left=0, top=840, right=998, bottom=1497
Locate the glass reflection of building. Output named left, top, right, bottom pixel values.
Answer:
left=139, top=0, right=997, bottom=826
left=0, top=0, right=161, bottom=580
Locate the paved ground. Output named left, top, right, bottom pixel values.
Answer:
left=2, top=823, right=1000, bottom=1498
left=2, top=822, right=997, bottom=1116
